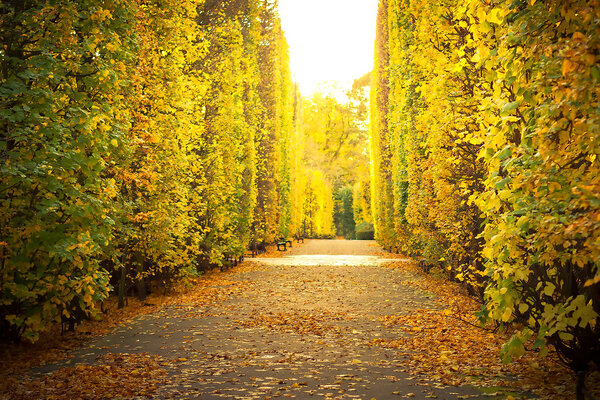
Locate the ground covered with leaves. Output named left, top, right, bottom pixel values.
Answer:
left=1, top=240, right=598, bottom=399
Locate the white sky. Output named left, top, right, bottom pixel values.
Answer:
left=278, top=0, right=378, bottom=96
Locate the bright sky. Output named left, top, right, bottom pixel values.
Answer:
left=278, top=0, right=379, bottom=96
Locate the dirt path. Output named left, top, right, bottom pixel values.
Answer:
left=28, top=240, right=501, bottom=399
left=285, top=239, right=381, bottom=255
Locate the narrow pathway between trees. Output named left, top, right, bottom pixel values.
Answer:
left=20, top=240, right=510, bottom=399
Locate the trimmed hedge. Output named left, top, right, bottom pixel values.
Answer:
left=355, top=222, right=375, bottom=240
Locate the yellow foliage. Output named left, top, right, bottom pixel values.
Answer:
left=372, top=0, right=599, bottom=369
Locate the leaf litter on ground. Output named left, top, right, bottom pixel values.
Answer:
left=381, top=260, right=600, bottom=400
left=1, top=247, right=599, bottom=400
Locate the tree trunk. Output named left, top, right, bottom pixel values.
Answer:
left=136, top=251, right=146, bottom=301
left=576, top=370, right=595, bottom=400
left=118, top=263, right=127, bottom=309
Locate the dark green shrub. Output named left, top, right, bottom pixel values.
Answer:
left=355, top=222, right=375, bottom=240
left=333, top=186, right=356, bottom=239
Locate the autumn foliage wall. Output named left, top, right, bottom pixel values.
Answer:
left=0, top=0, right=298, bottom=342
left=371, top=0, right=599, bottom=373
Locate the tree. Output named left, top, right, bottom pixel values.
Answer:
left=0, top=0, right=301, bottom=342
left=303, top=92, right=369, bottom=189
left=372, top=0, right=600, bottom=393
left=252, top=0, right=294, bottom=243
left=333, top=187, right=356, bottom=239
left=370, top=0, right=395, bottom=249
left=300, top=170, right=334, bottom=238
left=0, top=0, right=136, bottom=340
left=472, top=0, right=600, bottom=391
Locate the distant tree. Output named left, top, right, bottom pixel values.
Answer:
left=333, top=187, right=356, bottom=239
left=252, top=0, right=295, bottom=243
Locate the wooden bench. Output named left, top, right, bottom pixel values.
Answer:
left=276, top=238, right=292, bottom=251
left=294, top=234, right=304, bottom=243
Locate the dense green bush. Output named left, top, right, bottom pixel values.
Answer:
left=333, top=186, right=356, bottom=239
left=355, top=222, right=375, bottom=240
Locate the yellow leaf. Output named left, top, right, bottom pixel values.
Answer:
left=584, top=275, right=600, bottom=287
left=501, top=307, right=513, bottom=322
left=572, top=31, right=587, bottom=42
left=562, top=59, right=578, bottom=76
left=559, top=332, right=574, bottom=341
left=519, top=303, right=529, bottom=313
left=487, top=8, right=505, bottom=25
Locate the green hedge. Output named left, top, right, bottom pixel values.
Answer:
left=355, top=222, right=375, bottom=240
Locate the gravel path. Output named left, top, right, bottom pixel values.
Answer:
left=285, top=239, right=381, bottom=255
left=33, top=240, right=499, bottom=399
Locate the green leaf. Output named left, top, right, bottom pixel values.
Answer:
left=500, top=101, right=520, bottom=115
left=543, top=283, right=556, bottom=297
left=518, top=303, right=529, bottom=314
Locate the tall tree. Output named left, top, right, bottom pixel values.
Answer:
left=303, top=92, right=369, bottom=188
left=0, top=0, right=136, bottom=340
left=370, top=0, right=395, bottom=248
left=253, top=0, right=294, bottom=242
left=371, top=0, right=600, bottom=391
left=472, top=0, right=600, bottom=386
left=0, top=0, right=301, bottom=342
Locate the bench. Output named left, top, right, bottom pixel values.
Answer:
left=294, top=234, right=304, bottom=243
left=276, top=238, right=292, bottom=251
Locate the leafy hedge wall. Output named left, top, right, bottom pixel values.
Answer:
left=0, top=0, right=298, bottom=342
left=371, top=0, right=599, bottom=374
